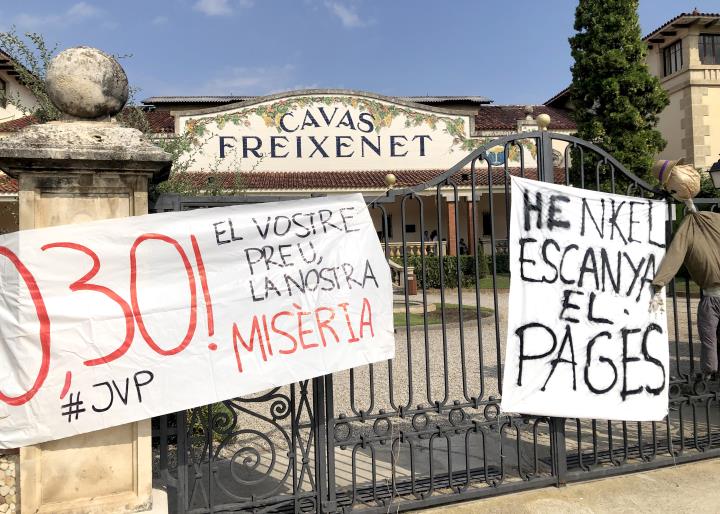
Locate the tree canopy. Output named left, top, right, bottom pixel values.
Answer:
left=569, top=0, right=669, bottom=183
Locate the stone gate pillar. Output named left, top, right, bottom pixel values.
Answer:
left=0, top=47, right=171, bottom=513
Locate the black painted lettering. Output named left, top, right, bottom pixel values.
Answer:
left=560, top=289, right=583, bottom=323
left=621, top=328, right=643, bottom=401
left=548, top=194, right=571, bottom=231
left=519, top=238, right=541, bottom=282
left=516, top=322, right=557, bottom=386
left=91, top=381, right=114, bottom=412
left=523, top=191, right=543, bottom=230
left=584, top=332, right=617, bottom=394
left=134, top=370, right=154, bottom=403
left=541, top=324, right=577, bottom=391
left=588, top=292, right=612, bottom=324
left=213, top=221, right=230, bottom=245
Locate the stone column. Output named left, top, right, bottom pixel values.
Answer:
left=0, top=47, right=171, bottom=514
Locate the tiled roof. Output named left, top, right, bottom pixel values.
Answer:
left=475, top=105, right=575, bottom=130
left=0, top=115, right=38, bottom=132
left=397, top=96, right=490, bottom=104
left=0, top=168, right=568, bottom=196
left=0, top=173, right=18, bottom=194
left=144, top=110, right=174, bottom=133
left=0, top=110, right=175, bottom=134
left=169, top=168, right=565, bottom=191
left=643, top=11, right=720, bottom=41
left=143, top=95, right=254, bottom=105
left=0, top=49, right=31, bottom=78
left=544, top=87, right=570, bottom=108
left=143, top=94, right=491, bottom=106
left=1, top=105, right=575, bottom=134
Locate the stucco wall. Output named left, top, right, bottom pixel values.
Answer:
left=704, top=84, right=720, bottom=167
left=0, top=452, right=17, bottom=514
left=656, top=91, right=685, bottom=161
left=0, top=70, right=38, bottom=123
left=644, top=21, right=720, bottom=169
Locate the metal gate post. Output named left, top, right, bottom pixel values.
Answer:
left=537, top=119, right=555, bottom=183
left=313, top=376, right=336, bottom=513
left=176, top=410, right=189, bottom=513
left=539, top=124, right=568, bottom=487
left=324, top=374, right=337, bottom=513
left=549, top=417, right=568, bottom=486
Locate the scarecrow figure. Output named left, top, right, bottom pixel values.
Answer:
left=650, top=159, right=720, bottom=378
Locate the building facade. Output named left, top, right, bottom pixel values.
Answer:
left=547, top=11, right=720, bottom=171
left=143, top=90, right=575, bottom=255
left=0, top=50, right=39, bottom=233
left=647, top=12, right=720, bottom=169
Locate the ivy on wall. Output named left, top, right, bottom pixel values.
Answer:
left=184, top=95, right=481, bottom=152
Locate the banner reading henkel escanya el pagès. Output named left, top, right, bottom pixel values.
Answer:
left=501, top=177, right=669, bottom=421
left=0, top=194, right=394, bottom=448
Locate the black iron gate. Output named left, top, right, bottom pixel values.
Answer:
left=153, top=130, right=720, bottom=513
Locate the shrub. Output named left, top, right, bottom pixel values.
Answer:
left=401, top=254, right=487, bottom=289
left=487, top=253, right=510, bottom=274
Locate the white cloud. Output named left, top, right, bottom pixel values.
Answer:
left=193, top=0, right=232, bottom=16
left=325, top=1, right=366, bottom=28
left=14, top=2, right=101, bottom=29
left=151, top=16, right=169, bottom=25
left=67, top=2, right=100, bottom=18
left=193, top=0, right=253, bottom=16
left=197, top=64, right=299, bottom=95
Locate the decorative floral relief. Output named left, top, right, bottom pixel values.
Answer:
left=184, top=95, right=483, bottom=152
left=475, top=138, right=538, bottom=161
left=182, top=95, right=539, bottom=161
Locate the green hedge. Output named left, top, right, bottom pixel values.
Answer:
left=488, top=253, right=510, bottom=274
left=392, top=249, right=514, bottom=288
left=397, top=253, right=489, bottom=289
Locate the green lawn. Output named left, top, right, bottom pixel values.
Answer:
left=394, top=303, right=493, bottom=327
left=473, top=274, right=698, bottom=295
left=449, top=273, right=697, bottom=296
left=478, top=273, right=510, bottom=289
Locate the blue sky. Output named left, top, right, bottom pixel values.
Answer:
left=1, top=1, right=718, bottom=104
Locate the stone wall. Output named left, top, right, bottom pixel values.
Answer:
left=0, top=452, right=17, bottom=513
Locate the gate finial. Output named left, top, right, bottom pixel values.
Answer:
left=46, top=46, right=129, bottom=120
left=536, top=113, right=551, bottom=131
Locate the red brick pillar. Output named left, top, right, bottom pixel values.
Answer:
left=446, top=200, right=457, bottom=256
left=466, top=198, right=475, bottom=255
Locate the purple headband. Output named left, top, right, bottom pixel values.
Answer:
left=658, top=160, right=671, bottom=185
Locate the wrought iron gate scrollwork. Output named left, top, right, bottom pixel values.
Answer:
left=156, top=379, right=326, bottom=513
left=153, top=129, right=720, bottom=513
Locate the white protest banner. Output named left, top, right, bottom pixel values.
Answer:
left=0, top=194, right=393, bottom=448
left=501, top=177, right=668, bottom=421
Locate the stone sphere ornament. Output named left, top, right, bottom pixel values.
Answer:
left=536, top=113, right=551, bottom=130
left=46, top=46, right=129, bottom=119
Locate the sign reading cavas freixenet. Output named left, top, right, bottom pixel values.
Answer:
left=176, top=91, right=480, bottom=173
